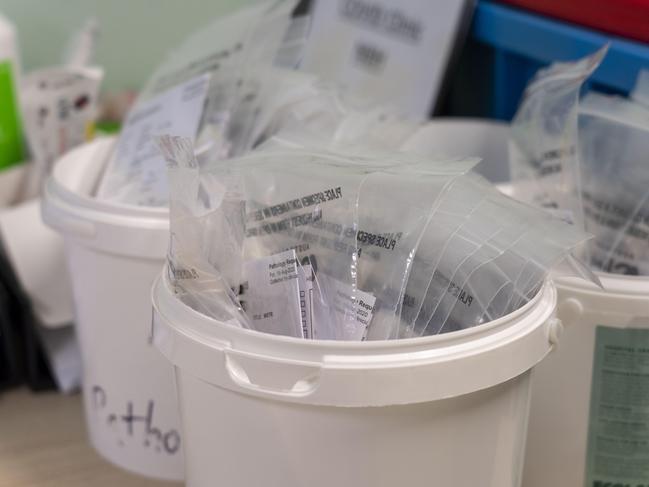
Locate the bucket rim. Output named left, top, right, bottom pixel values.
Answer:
left=556, top=271, right=648, bottom=297
left=154, top=266, right=554, bottom=352
left=151, top=266, right=558, bottom=406
left=41, top=137, right=169, bottom=258
left=44, top=137, right=168, bottom=229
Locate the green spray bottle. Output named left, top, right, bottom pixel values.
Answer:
left=0, top=13, right=24, bottom=170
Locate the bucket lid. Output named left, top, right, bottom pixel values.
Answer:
left=41, top=137, right=169, bottom=259
left=152, top=270, right=560, bottom=407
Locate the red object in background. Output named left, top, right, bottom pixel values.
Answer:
left=499, top=0, right=649, bottom=44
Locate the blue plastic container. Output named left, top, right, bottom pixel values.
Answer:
left=455, top=1, right=649, bottom=120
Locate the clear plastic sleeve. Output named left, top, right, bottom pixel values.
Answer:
left=160, top=135, right=596, bottom=340
left=159, top=134, right=482, bottom=339
left=97, top=0, right=297, bottom=206
left=578, top=90, right=649, bottom=275
left=509, top=46, right=608, bottom=224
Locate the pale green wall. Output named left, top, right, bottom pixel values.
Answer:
left=0, top=0, right=257, bottom=91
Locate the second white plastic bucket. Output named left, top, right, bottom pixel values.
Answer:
left=41, top=138, right=183, bottom=481
left=152, top=269, right=561, bottom=487
left=400, top=117, right=649, bottom=487
left=523, top=274, right=649, bottom=487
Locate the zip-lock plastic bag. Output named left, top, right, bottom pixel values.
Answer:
left=159, top=136, right=251, bottom=329
left=160, top=135, right=597, bottom=340
left=97, top=0, right=298, bottom=207
left=160, top=134, right=480, bottom=339
left=578, top=89, right=649, bottom=275
left=409, top=176, right=530, bottom=335
left=415, top=206, right=530, bottom=335
left=247, top=69, right=421, bottom=156
left=407, top=174, right=595, bottom=337
left=247, top=73, right=350, bottom=150
left=509, top=46, right=608, bottom=224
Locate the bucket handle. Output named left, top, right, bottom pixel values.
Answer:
left=224, top=348, right=321, bottom=399
left=556, top=297, right=584, bottom=329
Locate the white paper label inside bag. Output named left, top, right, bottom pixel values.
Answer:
left=313, top=274, right=377, bottom=341
left=334, top=281, right=376, bottom=341
left=297, top=264, right=315, bottom=339
left=242, top=250, right=304, bottom=338
left=97, top=74, right=210, bottom=206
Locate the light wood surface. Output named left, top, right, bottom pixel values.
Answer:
left=0, top=388, right=182, bottom=487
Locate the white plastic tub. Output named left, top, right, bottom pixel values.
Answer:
left=152, top=269, right=561, bottom=487
left=41, top=138, right=183, bottom=481
left=524, top=274, right=649, bottom=487
left=400, top=118, right=649, bottom=486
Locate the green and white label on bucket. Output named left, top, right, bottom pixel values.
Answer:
left=0, top=60, right=24, bottom=170
left=585, top=325, right=649, bottom=487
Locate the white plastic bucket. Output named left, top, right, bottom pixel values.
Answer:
left=152, top=269, right=561, bottom=487
left=523, top=274, right=649, bottom=487
left=41, top=137, right=183, bottom=481
left=399, top=118, right=649, bottom=486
